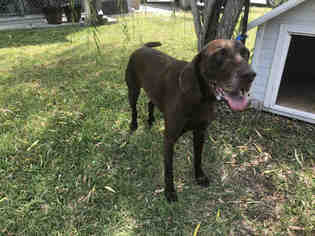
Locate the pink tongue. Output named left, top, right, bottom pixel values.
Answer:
left=223, top=94, right=249, bottom=111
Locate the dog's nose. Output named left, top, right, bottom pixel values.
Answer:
left=248, top=71, right=256, bottom=81
left=250, top=71, right=257, bottom=78
left=242, top=71, right=256, bottom=82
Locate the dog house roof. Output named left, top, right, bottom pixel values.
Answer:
left=248, top=0, right=308, bottom=30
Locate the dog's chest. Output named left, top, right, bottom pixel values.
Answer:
left=184, top=102, right=215, bottom=129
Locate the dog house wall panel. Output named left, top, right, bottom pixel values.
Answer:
left=251, top=24, right=281, bottom=103
left=250, top=23, right=280, bottom=104
left=250, top=17, right=285, bottom=101
left=250, top=0, right=315, bottom=123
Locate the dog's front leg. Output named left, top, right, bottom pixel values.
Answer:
left=193, top=128, right=210, bottom=187
left=164, top=135, right=178, bottom=202
left=163, top=116, right=185, bottom=202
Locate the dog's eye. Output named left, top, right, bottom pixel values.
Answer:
left=213, top=48, right=228, bottom=67
left=240, top=48, right=250, bottom=60
left=218, top=48, right=228, bottom=58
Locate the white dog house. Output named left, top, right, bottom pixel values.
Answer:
left=249, top=0, right=315, bottom=123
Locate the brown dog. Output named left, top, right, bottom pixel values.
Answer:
left=125, top=40, right=256, bottom=202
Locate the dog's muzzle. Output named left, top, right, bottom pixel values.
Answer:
left=216, top=87, right=250, bottom=111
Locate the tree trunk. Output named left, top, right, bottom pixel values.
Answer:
left=216, top=0, right=245, bottom=39
left=204, top=1, right=224, bottom=44
left=86, top=0, right=97, bottom=18
left=191, top=0, right=246, bottom=51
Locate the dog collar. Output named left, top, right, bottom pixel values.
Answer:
left=178, top=68, right=216, bottom=103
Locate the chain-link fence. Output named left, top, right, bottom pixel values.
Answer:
left=0, top=0, right=47, bottom=17
left=0, top=0, right=25, bottom=16
left=0, top=0, right=82, bottom=17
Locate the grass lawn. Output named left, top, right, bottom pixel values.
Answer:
left=0, top=8, right=314, bottom=235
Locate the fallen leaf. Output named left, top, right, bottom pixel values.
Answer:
left=193, top=223, right=201, bottom=236
left=289, top=226, right=305, bottom=231
left=105, top=186, right=116, bottom=193
left=254, top=143, right=262, bottom=153
left=154, top=188, right=164, bottom=195
left=255, top=129, right=263, bottom=138
left=27, top=140, right=40, bottom=151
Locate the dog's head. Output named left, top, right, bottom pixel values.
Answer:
left=194, top=39, right=256, bottom=111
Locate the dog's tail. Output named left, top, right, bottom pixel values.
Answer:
left=144, top=42, right=162, bottom=48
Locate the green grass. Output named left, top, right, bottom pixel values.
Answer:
left=0, top=9, right=314, bottom=235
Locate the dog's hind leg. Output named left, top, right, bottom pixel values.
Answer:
left=126, top=63, right=140, bottom=132
left=148, top=101, right=155, bottom=127
left=129, top=88, right=140, bottom=132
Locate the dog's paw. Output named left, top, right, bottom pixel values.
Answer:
left=196, top=176, right=210, bottom=188
left=165, top=190, right=178, bottom=202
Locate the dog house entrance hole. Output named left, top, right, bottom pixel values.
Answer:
left=276, top=35, right=315, bottom=114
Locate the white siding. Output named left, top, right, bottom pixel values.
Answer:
left=251, top=0, right=315, bottom=107
left=250, top=25, right=263, bottom=103
left=272, top=2, right=315, bottom=25
left=250, top=23, right=277, bottom=104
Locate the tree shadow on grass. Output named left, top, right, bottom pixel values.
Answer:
left=119, top=107, right=313, bottom=235
left=105, top=103, right=315, bottom=235
left=1, top=39, right=137, bottom=234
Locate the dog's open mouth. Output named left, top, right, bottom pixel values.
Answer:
left=216, top=87, right=249, bottom=111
